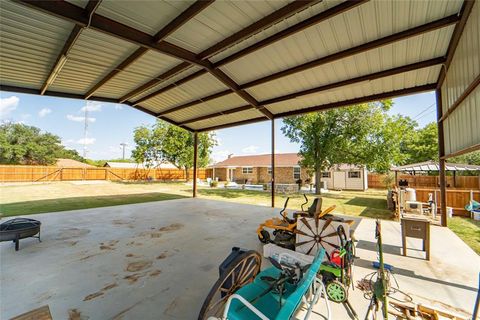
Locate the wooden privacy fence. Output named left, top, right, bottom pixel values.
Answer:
left=414, top=188, right=479, bottom=216
left=368, top=174, right=480, bottom=189
left=0, top=165, right=210, bottom=182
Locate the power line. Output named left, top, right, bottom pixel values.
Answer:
left=412, top=103, right=435, bottom=121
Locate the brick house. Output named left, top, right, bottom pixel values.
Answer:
left=209, top=153, right=368, bottom=190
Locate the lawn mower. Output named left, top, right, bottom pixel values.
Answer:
left=256, top=195, right=336, bottom=250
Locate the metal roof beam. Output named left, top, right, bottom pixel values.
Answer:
left=133, top=69, right=209, bottom=106
left=180, top=105, right=251, bottom=125
left=196, top=84, right=437, bottom=132
left=147, top=13, right=458, bottom=116
left=260, top=57, right=446, bottom=105
left=208, top=68, right=273, bottom=119
left=177, top=57, right=445, bottom=124
left=241, top=14, right=460, bottom=89
left=436, top=0, right=476, bottom=88
left=118, top=0, right=318, bottom=103
left=215, top=0, right=368, bottom=68
left=127, top=0, right=366, bottom=105
left=274, top=84, right=437, bottom=118
left=196, top=116, right=268, bottom=132
left=16, top=0, right=209, bottom=68
left=0, top=84, right=190, bottom=131
left=40, top=0, right=101, bottom=95
left=157, top=89, right=232, bottom=116
left=84, top=0, right=214, bottom=99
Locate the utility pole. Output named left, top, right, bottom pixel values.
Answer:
left=120, top=143, right=127, bottom=160
left=83, top=104, right=88, bottom=159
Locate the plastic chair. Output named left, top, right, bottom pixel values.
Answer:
left=221, top=249, right=330, bottom=320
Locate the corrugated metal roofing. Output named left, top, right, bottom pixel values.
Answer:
left=94, top=0, right=195, bottom=36
left=392, top=161, right=480, bottom=172
left=0, top=1, right=74, bottom=89
left=49, top=29, right=138, bottom=94
left=93, top=50, right=181, bottom=98
left=165, top=0, right=290, bottom=53
left=0, top=0, right=471, bottom=134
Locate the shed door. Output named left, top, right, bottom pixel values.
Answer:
left=333, top=172, right=346, bottom=189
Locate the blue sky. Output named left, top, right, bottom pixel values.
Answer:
left=0, top=90, right=437, bottom=162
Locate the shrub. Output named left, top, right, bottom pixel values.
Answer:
left=210, top=180, right=218, bottom=188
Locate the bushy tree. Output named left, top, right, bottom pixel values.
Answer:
left=401, top=122, right=439, bottom=163
left=0, top=122, right=84, bottom=165
left=132, top=120, right=216, bottom=179
left=281, top=101, right=396, bottom=193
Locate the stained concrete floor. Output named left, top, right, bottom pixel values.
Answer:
left=1, top=198, right=478, bottom=319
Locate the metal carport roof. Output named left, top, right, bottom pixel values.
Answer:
left=0, top=0, right=474, bottom=132
left=1, top=0, right=478, bottom=226
left=392, top=160, right=480, bottom=172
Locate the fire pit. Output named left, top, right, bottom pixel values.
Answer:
left=0, top=218, right=41, bottom=251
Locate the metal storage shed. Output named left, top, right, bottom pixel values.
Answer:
left=0, top=0, right=478, bottom=226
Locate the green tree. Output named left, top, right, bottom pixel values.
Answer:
left=0, top=122, right=84, bottom=165
left=281, top=101, right=396, bottom=193
left=132, top=120, right=216, bottom=179
left=401, top=122, right=439, bottom=163
left=450, top=151, right=480, bottom=165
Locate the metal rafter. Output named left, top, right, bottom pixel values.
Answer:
left=16, top=0, right=209, bottom=68
left=84, top=0, right=214, bottom=99
left=273, top=84, right=437, bottom=118
left=240, top=14, right=460, bottom=89
left=153, top=14, right=459, bottom=117
left=195, top=84, right=437, bottom=132
left=18, top=0, right=274, bottom=120
left=178, top=57, right=445, bottom=125
left=436, top=0, right=476, bottom=88
left=128, top=0, right=366, bottom=105
left=118, top=0, right=318, bottom=103
left=0, top=84, right=189, bottom=131
left=208, top=68, right=273, bottom=119
left=40, top=0, right=102, bottom=94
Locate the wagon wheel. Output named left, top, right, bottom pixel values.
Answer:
left=294, top=217, right=340, bottom=259
left=198, top=250, right=261, bottom=320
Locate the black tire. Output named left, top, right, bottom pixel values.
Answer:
left=198, top=250, right=261, bottom=319
left=258, top=230, right=270, bottom=243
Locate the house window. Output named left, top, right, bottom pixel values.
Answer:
left=293, top=167, right=301, bottom=180
left=242, top=167, right=253, bottom=174
left=348, top=171, right=360, bottom=179
left=267, top=167, right=272, bottom=174
left=321, top=172, right=331, bottom=178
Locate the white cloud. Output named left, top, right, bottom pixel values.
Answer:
left=114, top=104, right=124, bottom=110
left=80, top=101, right=102, bottom=112
left=67, top=114, right=96, bottom=123
left=242, top=145, right=260, bottom=154
left=212, top=150, right=232, bottom=162
left=38, top=108, right=52, bottom=117
left=77, top=137, right=96, bottom=145
left=0, top=96, right=19, bottom=117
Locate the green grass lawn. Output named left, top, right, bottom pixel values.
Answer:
left=195, top=187, right=393, bottom=220
left=448, top=216, right=480, bottom=255
left=1, top=181, right=478, bottom=254
left=1, top=192, right=187, bottom=217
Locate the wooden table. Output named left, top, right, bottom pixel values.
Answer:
left=401, top=217, right=430, bottom=260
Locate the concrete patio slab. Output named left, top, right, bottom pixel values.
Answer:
left=1, top=199, right=478, bottom=319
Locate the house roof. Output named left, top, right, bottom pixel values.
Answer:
left=0, top=0, right=471, bottom=132
left=212, top=153, right=301, bottom=167
left=56, top=158, right=93, bottom=167
left=391, top=160, right=480, bottom=172
left=104, top=162, right=140, bottom=168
